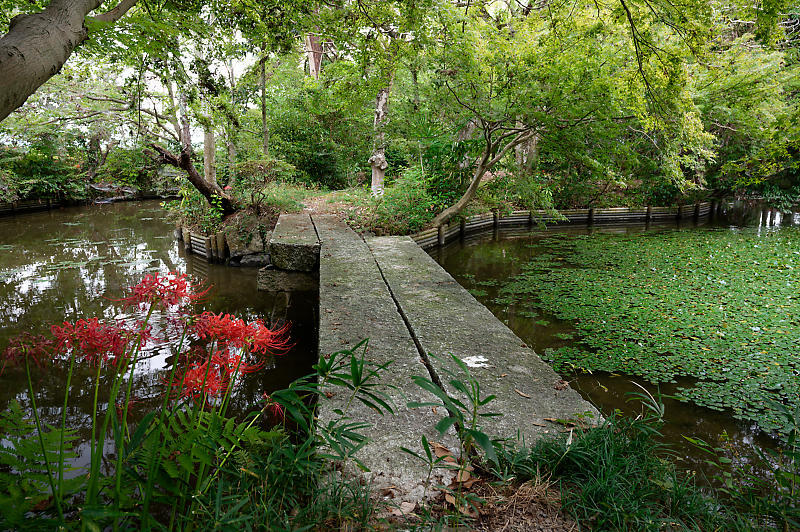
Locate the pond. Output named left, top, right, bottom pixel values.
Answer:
left=432, top=202, right=800, bottom=479
left=0, top=201, right=317, bottom=472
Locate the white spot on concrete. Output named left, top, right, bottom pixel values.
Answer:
left=463, top=355, right=489, bottom=368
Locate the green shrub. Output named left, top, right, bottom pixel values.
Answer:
left=421, top=140, right=476, bottom=210
left=233, top=158, right=301, bottom=215
left=97, top=147, right=159, bottom=189
left=0, top=166, right=19, bottom=202
left=234, top=158, right=296, bottom=184
left=353, top=166, right=437, bottom=234
left=0, top=140, right=85, bottom=201
left=162, top=188, right=225, bottom=233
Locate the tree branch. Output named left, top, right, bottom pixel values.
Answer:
left=91, top=0, right=139, bottom=23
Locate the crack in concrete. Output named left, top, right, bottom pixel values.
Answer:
left=362, top=234, right=468, bottom=445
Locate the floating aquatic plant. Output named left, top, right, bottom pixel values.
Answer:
left=498, top=228, right=800, bottom=437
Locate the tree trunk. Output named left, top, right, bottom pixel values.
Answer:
left=260, top=58, right=269, bottom=157
left=369, top=82, right=392, bottom=196
left=411, top=67, right=420, bottom=112
left=87, top=133, right=101, bottom=181
left=0, top=0, right=137, bottom=122
left=227, top=137, right=237, bottom=182
left=203, top=126, right=216, bottom=187
left=148, top=144, right=236, bottom=214
left=515, top=133, right=539, bottom=174
left=147, top=91, right=236, bottom=214
left=305, top=34, right=323, bottom=80
left=432, top=152, right=491, bottom=228
left=432, top=129, right=533, bottom=227
left=524, top=134, right=539, bottom=174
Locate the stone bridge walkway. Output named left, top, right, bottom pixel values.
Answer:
left=259, top=213, right=598, bottom=504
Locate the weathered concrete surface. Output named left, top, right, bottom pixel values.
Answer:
left=368, top=236, right=600, bottom=443
left=257, top=266, right=318, bottom=292
left=224, top=227, right=269, bottom=259
left=313, top=215, right=456, bottom=504
left=270, top=213, right=320, bottom=271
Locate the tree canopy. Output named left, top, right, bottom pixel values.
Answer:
left=0, top=0, right=797, bottom=226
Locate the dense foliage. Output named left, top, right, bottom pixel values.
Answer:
left=0, top=0, right=797, bottom=217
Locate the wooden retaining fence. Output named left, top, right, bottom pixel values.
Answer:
left=0, top=198, right=60, bottom=215
left=412, top=202, right=714, bottom=250
left=0, top=194, right=180, bottom=218
left=176, top=202, right=716, bottom=260
left=178, top=227, right=231, bottom=263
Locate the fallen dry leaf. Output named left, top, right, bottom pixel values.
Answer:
left=387, top=501, right=417, bottom=517
left=553, top=379, right=569, bottom=391
left=432, top=441, right=452, bottom=458
left=514, top=388, right=531, bottom=398
left=461, top=478, right=480, bottom=489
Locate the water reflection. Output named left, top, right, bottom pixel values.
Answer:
left=0, top=202, right=317, bottom=444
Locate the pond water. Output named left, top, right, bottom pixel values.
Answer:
left=432, top=202, right=799, bottom=479
left=0, top=201, right=317, bottom=471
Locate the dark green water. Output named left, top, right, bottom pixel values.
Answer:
left=0, top=201, right=317, bottom=471
left=432, top=203, right=798, bottom=478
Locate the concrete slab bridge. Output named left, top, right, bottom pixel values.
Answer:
left=257, top=213, right=599, bottom=505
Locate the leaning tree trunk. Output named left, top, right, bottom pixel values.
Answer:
left=432, top=129, right=534, bottom=227
left=146, top=92, right=236, bottom=214
left=369, top=82, right=392, bottom=196
left=0, top=0, right=137, bottom=122
left=148, top=144, right=236, bottom=215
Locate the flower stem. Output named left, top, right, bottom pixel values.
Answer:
left=25, top=358, right=64, bottom=522
left=57, top=354, right=76, bottom=506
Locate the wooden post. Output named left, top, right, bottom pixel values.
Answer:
left=182, top=227, right=192, bottom=251
left=216, top=232, right=228, bottom=260
left=645, top=206, right=652, bottom=222
left=459, top=217, right=466, bottom=238
left=493, top=211, right=499, bottom=229
left=210, top=234, right=219, bottom=262
left=588, top=207, right=595, bottom=225
left=437, top=224, right=446, bottom=246
left=528, top=210, right=534, bottom=226
left=693, top=203, right=700, bottom=221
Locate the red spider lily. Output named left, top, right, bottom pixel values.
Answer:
left=261, top=393, right=284, bottom=423
left=0, top=333, right=55, bottom=374
left=194, top=312, right=292, bottom=355
left=115, top=395, right=143, bottom=421
left=194, top=313, right=250, bottom=346
left=211, top=349, right=265, bottom=377
left=248, top=320, right=293, bottom=356
left=167, top=349, right=263, bottom=402
left=117, top=271, right=210, bottom=309
left=173, top=361, right=227, bottom=400
left=50, top=318, right=147, bottom=367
